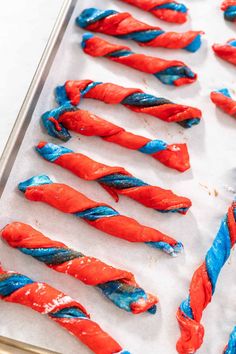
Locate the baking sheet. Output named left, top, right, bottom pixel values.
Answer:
left=0, top=0, right=235, bottom=353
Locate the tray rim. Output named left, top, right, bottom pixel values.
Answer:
left=0, top=0, right=76, bottom=352
left=0, top=0, right=77, bottom=199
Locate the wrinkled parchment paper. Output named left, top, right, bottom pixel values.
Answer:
left=0, top=0, right=235, bottom=353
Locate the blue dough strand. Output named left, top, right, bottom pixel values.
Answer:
left=19, top=247, right=83, bottom=264
left=224, top=6, right=236, bottom=21
left=77, top=8, right=117, bottom=28
left=153, top=2, right=187, bottom=13
left=139, top=140, right=167, bottom=154
left=0, top=274, right=33, bottom=297
left=228, top=39, right=236, bottom=47
left=225, top=327, right=236, bottom=354
left=184, top=34, right=201, bottom=53
left=36, top=142, right=73, bottom=162
left=76, top=206, right=119, bottom=221
left=18, top=175, right=53, bottom=192
left=41, top=103, right=74, bottom=141
left=205, top=215, right=231, bottom=293
left=98, top=173, right=147, bottom=189
left=217, top=88, right=232, bottom=98
left=50, top=306, right=88, bottom=319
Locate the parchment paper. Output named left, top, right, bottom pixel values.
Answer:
left=0, top=0, right=235, bottom=353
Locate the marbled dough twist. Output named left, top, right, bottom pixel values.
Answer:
left=176, top=201, right=236, bottom=353
left=41, top=105, right=190, bottom=172
left=81, top=33, right=197, bottom=86
left=18, top=175, right=184, bottom=256
left=77, top=8, right=202, bottom=52
left=0, top=265, right=128, bottom=354
left=1, top=222, right=158, bottom=314
left=35, top=144, right=191, bottom=214
left=55, top=80, right=202, bottom=128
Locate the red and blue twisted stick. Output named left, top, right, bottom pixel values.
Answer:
left=41, top=105, right=190, bottom=172
left=212, top=39, right=236, bottom=66
left=81, top=33, right=197, bottom=86
left=176, top=201, right=236, bottom=353
left=210, top=88, right=236, bottom=119
left=1, top=222, right=158, bottom=314
left=35, top=143, right=191, bottom=214
left=76, top=8, right=203, bottom=52
left=221, top=1, right=236, bottom=22
left=18, top=175, right=184, bottom=256
left=118, top=0, right=188, bottom=24
left=0, top=264, right=128, bottom=354
left=55, top=80, right=202, bottom=128
left=224, top=327, right=236, bottom=354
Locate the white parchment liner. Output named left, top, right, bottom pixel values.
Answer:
left=0, top=0, right=235, bottom=353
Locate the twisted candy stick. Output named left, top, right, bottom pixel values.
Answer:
left=210, top=88, right=236, bottom=118
left=176, top=201, right=236, bottom=354
left=18, top=175, right=184, bottom=256
left=118, top=0, right=188, bottom=24
left=0, top=265, right=128, bottom=354
left=41, top=106, right=190, bottom=172
left=35, top=144, right=191, bottom=214
left=77, top=8, right=202, bottom=52
left=1, top=222, right=158, bottom=314
left=224, top=327, right=236, bottom=354
left=221, top=1, right=236, bottom=22
left=81, top=33, right=197, bottom=86
left=55, top=80, right=202, bottom=128
left=212, top=39, right=236, bottom=66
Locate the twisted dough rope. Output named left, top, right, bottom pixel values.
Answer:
left=118, top=0, right=188, bottom=24
left=55, top=80, right=202, bottom=128
left=210, top=88, right=236, bottom=118
left=1, top=222, right=158, bottom=314
left=212, top=39, right=236, bottom=66
left=0, top=265, right=128, bottom=354
left=35, top=143, right=191, bottom=214
left=224, top=327, right=236, bottom=354
left=81, top=33, right=197, bottom=86
left=76, top=8, right=203, bottom=52
left=18, top=175, right=184, bottom=256
left=176, top=201, right=236, bottom=354
left=221, top=1, right=236, bottom=22
left=41, top=105, right=190, bottom=172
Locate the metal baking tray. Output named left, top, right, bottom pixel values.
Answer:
left=0, top=0, right=76, bottom=196
left=0, top=0, right=235, bottom=353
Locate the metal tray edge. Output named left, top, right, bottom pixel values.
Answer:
left=0, top=0, right=77, bottom=198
